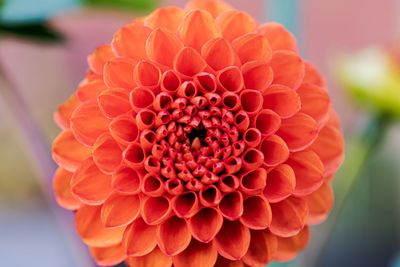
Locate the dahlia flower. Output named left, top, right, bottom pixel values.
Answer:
left=52, top=0, right=345, bottom=266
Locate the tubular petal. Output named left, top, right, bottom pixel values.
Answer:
left=142, top=174, right=164, bottom=196
left=260, top=135, right=290, bottom=167
left=216, top=10, right=257, bottom=42
left=76, top=80, right=106, bottom=102
left=243, top=128, right=262, bottom=148
left=254, top=109, right=281, bottom=137
left=240, top=89, right=263, bottom=117
left=273, top=226, right=310, bottom=261
left=123, top=143, right=145, bottom=169
left=189, top=208, right=223, bottom=243
left=136, top=109, right=156, bottom=130
left=71, top=159, right=112, bottom=205
left=123, top=217, right=157, bottom=257
left=145, top=7, right=185, bottom=31
left=303, top=62, right=326, bottom=87
left=185, top=0, right=232, bottom=17
left=92, top=134, right=122, bottom=174
left=172, top=191, right=199, bottom=218
left=195, top=73, right=217, bottom=93
left=287, top=150, right=324, bottom=196
left=127, top=247, right=172, bottom=267
left=101, top=193, right=140, bottom=228
left=309, top=125, right=345, bottom=177
left=240, top=168, right=267, bottom=195
left=89, top=244, right=126, bottom=267
left=112, top=166, right=142, bottom=195
left=269, top=197, right=308, bottom=237
left=134, top=60, right=161, bottom=88
left=174, top=47, right=207, bottom=77
left=240, top=196, right=272, bottom=230
left=242, top=61, right=273, bottom=93
left=111, top=23, right=151, bottom=60
left=215, top=256, right=245, bottom=267
left=234, top=111, right=250, bottom=133
left=142, top=196, right=172, bottom=225
left=53, top=167, right=81, bottom=210
left=232, top=33, right=272, bottom=63
left=173, top=239, right=218, bottom=267
left=214, top=220, right=251, bottom=260
left=258, top=22, right=298, bottom=52
left=199, top=185, right=222, bottom=207
left=103, top=58, right=136, bottom=89
left=76, top=205, right=125, bottom=247
left=178, top=9, right=219, bottom=52
left=242, top=230, right=278, bottom=267
left=97, top=88, right=130, bottom=118
left=262, top=84, right=301, bottom=119
left=177, top=81, right=198, bottom=98
left=154, top=92, right=174, bottom=110
left=277, top=113, right=319, bottom=152
left=219, top=174, right=240, bottom=192
left=202, top=38, right=236, bottom=72
left=217, top=66, right=244, bottom=93
left=242, top=148, right=264, bottom=171
left=70, top=101, right=110, bottom=146
left=54, top=94, right=80, bottom=129
left=52, top=130, right=91, bottom=172
left=297, top=83, right=331, bottom=125
left=219, top=191, right=243, bottom=220
left=157, top=216, right=191, bottom=256
left=87, top=45, right=114, bottom=75
left=146, top=28, right=183, bottom=67
left=140, top=130, right=157, bottom=152
left=109, top=115, right=139, bottom=145
left=130, top=86, right=155, bottom=112
left=264, top=164, right=296, bottom=203
left=304, top=182, right=334, bottom=225
left=269, top=51, right=305, bottom=90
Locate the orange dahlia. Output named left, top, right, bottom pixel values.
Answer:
left=52, top=0, right=345, bottom=266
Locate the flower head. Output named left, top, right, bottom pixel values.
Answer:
left=52, top=1, right=344, bottom=266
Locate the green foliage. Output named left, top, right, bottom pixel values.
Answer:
left=83, top=0, right=157, bottom=12
left=0, top=22, right=63, bottom=42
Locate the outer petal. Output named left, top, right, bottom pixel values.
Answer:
left=240, top=196, right=272, bottom=230
left=232, top=33, right=272, bottom=64
left=173, top=239, right=218, bottom=267
left=89, top=244, right=126, bottom=267
left=214, top=220, right=251, bottom=260
left=145, top=7, right=185, bottom=31
left=157, top=216, right=191, bottom=256
left=52, top=167, right=81, bottom=210
left=303, top=62, right=326, bottom=87
left=269, top=197, right=308, bottom=237
left=127, top=247, right=172, bottom=267
left=54, top=94, right=80, bottom=129
left=142, top=196, right=172, bottom=225
left=258, top=22, right=298, bottom=52
left=242, top=230, right=277, bottom=267
left=76, top=79, right=106, bottom=102
left=101, top=193, right=140, bottom=228
left=273, top=226, right=310, bottom=261
left=202, top=37, right=236, bottom=71
left=146, top=28, right=183, bottom=67
left=112, top=166, right=142, bottom=195
left=304, top=182, right=334, bottom=224
left=262, top=84, right=301, bottom=119
left=216, top=10, right=257, bottom=42
left=123, top=217, right=157, bottom=257
left=71, top=158, right=112, bottom=205
left=242, top=61, right=273, bottom=93
left=185, top=0, right=232, bottom=17
left=215, top=257, right=245, bottom=267
left=297, top=83, right=331, bottom=125
left=269, top=50, right=305, bottom=90
left=189, top=208, right=223, bottom=243
left=87, top=45, right=114, bottom=75
left=97, top=88, right=131, bottom=119
left=92, top=134, right=122, bottom=174
left=174, top=47, right=207, bottom=77
left=103, top=58, right=136, bottom=89
left=52, top=130, right=91, bottom=172
left=76, top=205, right=125, bottom=247
left=264, top=164, right=296, bottom=203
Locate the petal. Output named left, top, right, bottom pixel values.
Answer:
left=303, top=62, right=326, bottom=87
left=146, top=28, right=183, bottom=67
left=178, top=9, right=219, bottom=52
left=127, top=247, right=172, bottom=267
left=218, top=66, right=244, bottom=93
left=297, top=83, right=331, bottom=125
left=240, top=196, right=272, bottom=230
left=304, top=182, right=334, bottom=224
left=243, top=128, right=262, bottom=148
left=259, top=135, right=290, bottom=167
left=232, top=33, right=272, bottom=63
left=52, top=167, right=81, bottom=210
left=242, top=60, right=273, bottom=92
left=54, top=94, right=80, bottom=129
left=76, top=205, right=125, bottom=247
left=76, top=79, right=106, bottom=102
left=240, top=168, right=267, bottom=195
left=202, top=37, right=236, bottom=71
left=241, top=148, right=264, bottom=171
left=218, top=191, right=243, bottom=220
left=264, top=164, right=296, bottom=203
left=71, top=158, right=113, bottom=205
left=70, top=100, right=110, bottom=146
left=185, top=0, right=232, bottom=17
left=189, top=208, right=223, bottom=243
left=97, top=88, right=131, bottom=118
left=109, top=115, right=139, bottom=145
left=172, top=191, right=199, bottom=218
left=214, top=220, right=251, bottom=260
left=145, top=7, right=185, bottom=31
left=269, top=197, right=308, bottom=237
left=274, top=226, right=310, bottom=261
left=123, top=217, right=157, bottom=257
left=173, top=240, right=218, bottom=267
left=262, top=84, right=301, bottom=119
left=253, top=109, right=281, bottom=137
left=174, top=47, right=207, bottom=77
left=52, top=130, right=91, bottom=172
left=111, top=22, right=152, bottom=60
left=92, top=134, right=122, bottom=174
left=240, top=89, right=263, bottom=117
left=215, top=257, right=245, bottom=267
left=123, top=143, right=146, bottom=169
left=142, top=196, right=172, bottom=225
left=89, top=244, right=126, bottom=267
left=242, top=230, right=277, bottom=267
left=87, top=45, right=114, bottom=75
left=287, top=150, right=324, bottom=196
left=258, top=22, right=298, bottom=52
left=277, top=113, right=319, bottom=152
left=133, top=60, right=161, bottom=88
left=112, top=166, right=142, bottom=195
left=157, top=216, right=191, bottom=256
left=199, top=185, right=222, bottom=207
left=309, top=125, right=345, bottom=177
left=103, top=58, right=136, bottom=89
left=101, top=193, right=140, bottom=228
left=216, top=10, right=257, bottom=42
left=269, top=50, right=305, bottom=89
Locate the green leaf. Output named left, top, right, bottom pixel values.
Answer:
left=0, top=22, right=63, bottom=42
left=83, top=0, right=158, bottom=12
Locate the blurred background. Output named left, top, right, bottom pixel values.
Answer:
left=1, top=0, right=400, bottom=266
